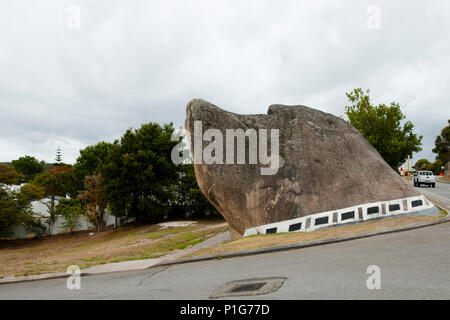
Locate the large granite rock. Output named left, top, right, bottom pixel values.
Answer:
left=185, top=99, right=421, bottom=237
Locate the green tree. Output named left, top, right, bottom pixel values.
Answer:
left=55, top=147, right=63, bottom=165
left=55, top=198, right=83, bottom=234
left=78, top=175, right=109, bottom=231
left=413, top=159, right=431, bottom=171
left=0, top=164, right=24, bottom=185
left=19, top=183, right=46, bottom=201
left=11, top=156, right=44, bottom=182
left=101, top=123, right=180, bottom=223
left=33, top=165, right=76, bottom=232
left=170, top=163, right=219, bottom=219
left=345, top=88, right=423, bottom=169
left=432, top=119, right=450, bottom=168
left=428, top=161, right=444, bottom=175
left=0, top=187, right=38, bottom=237
left=73, top=142, right=113, bottom=189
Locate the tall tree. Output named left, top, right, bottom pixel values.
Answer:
left=101, top=123, right=180, bottom=223
left=33, top=165, right=75, bottom=232
left=73, top=142, right=113, bottom=189
left=0, top=164, right=24, bottom=185
left=432, top=119, right=450, bottom=168
left=55, top=147, right=63, bottom=165
left=11, top=156, right=44, bottom=182
left=413, top=159, right=431, bottom=171
left=78, top=175, right=108, bottom=231
left=345, top=88, right=423, bottom=169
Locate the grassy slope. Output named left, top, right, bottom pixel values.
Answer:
left=0, top=219, right=227, bottom=278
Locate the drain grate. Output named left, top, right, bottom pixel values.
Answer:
left=209, top=277, right=286, bottom=299
left=230, top=282, right=266, bottom=293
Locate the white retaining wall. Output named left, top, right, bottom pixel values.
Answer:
left=243, top=195, right=435, bottom=237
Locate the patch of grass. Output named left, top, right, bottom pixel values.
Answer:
left=145, top=229, right=224, bottom=253
left=434, top=205, right=448, bottom=217
left=142, top=227, right=197, bottom=240
left=82, top=256, right=106, bottom=262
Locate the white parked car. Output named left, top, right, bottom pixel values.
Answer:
left=414, top=170, right=436, bottom=188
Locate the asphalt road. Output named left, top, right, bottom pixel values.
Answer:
left=412, top=180, right=450, bottom=210
left=1, top=181, right=449, bottom=300
left=1, top=220, right=449, bottom=299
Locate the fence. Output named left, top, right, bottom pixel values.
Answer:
left=5, top=212, right=119, bottom=239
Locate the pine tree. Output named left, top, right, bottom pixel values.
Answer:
left=55, top=147, right=62, bottom=165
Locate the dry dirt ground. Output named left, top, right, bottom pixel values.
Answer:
left=0, top=219, right=228, bottom=278
left=188, top=214, right=445, bottom=257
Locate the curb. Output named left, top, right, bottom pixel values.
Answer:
left=1, top=211, right=448, bottom=285
left=152, top=214, right=450, bottom=268
left=0, top=272, right=68, bottom=285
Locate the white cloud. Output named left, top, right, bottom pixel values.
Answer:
left=0, top=0, right=449, bottom=164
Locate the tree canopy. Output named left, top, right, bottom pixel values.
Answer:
left=432, top=119, right=450, bottom=167
left=101, top=123, right=181, bottom=222
left=73, top=142, right=113, bottom=188
left=0, top=187, right=35, bottom=237
left=34, top=165, right=75, bottom=199
left=2, top=123, right=220, bottom=235
left=0, top=164, right=24, bottom=185
left=33, top=165, right=76, bottom=231
left=19, top=183, right=46, bottom=202
left=413, top=159, right=431, bottom=171
left=11, top=156, right=44, bottom=181
left=345, top=88, right=423, bottom=170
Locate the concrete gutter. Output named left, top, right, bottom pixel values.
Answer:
left=1, top=199, right=448, bottom=285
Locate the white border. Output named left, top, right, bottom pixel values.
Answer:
left=243, top=195, right=434, bottom=237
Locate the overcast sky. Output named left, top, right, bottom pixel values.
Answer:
left=1, top=1, right=449, bottom=167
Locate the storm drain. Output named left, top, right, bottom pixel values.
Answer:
left=209, top=277, right=286, bottom=299
left=230, top=282, right=266, bottom=293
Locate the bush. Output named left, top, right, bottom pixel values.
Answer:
left=55, top=198, right=84, bottom=233
left=0, top=186, right=41, bottom=237
left=170, top=164, right=219, bottom=219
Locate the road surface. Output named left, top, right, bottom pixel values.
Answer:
left=412, top=180, right=450, bottom=210
left=0, top=182, right=449, bottom=300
